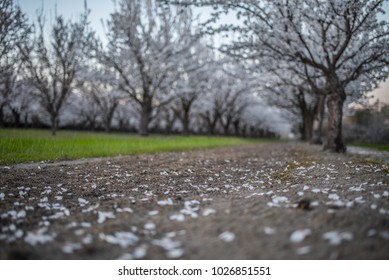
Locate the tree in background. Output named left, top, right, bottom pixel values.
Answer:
left=80, top=63, right=125, bottom=132
left=0, top=0, right=31, bottom=127
left=171, top=42, right=213, bottom=135
left=103, top=0, right=201, bottom=136
left=20, top=4, right=95, bottom=135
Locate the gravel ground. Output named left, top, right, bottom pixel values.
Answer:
left=0, top=142, right=388, bottom=260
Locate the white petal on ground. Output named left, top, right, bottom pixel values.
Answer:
left=116, top=207, right=133, bottom=213
left=296, top=246, right=311, bottom=255
left=152, top=237, right=183, bottom=258
left=218, top=231, right=235, bottom=243
left=144, top=222, right=156, bottom=231
left=169, top=213, right=185, bottom=222
left=62, top=243, right=82, bottom=254
left=367, top=229, right=377, bottom=237
left=24, top=231, right=53, bottom=246
left=132, top=245, right=148, bottom=259
left=328, top=194, right=340, bottom=200
left=264, top=227, right=276, bottom=235
left=97, top=211, right=116, bottom=224
left=82, top=235, right=93, bottom=244
left=290, top=229, right=312, bottom=243
left=102, top=232, right=139, bottom=248
left=148, top=210, right=159, bottom=216
left=118, top=245, right=148, bottom=260
left=272, top=196, right=288, bottom=204
left=355, top=197, right=365, bottom=204
left=158, top=198, right=174, bottom=206
left=202, top=208, right=216, bottom=216
left=78, top=198, right=89, bottom=206
left=167, top=248, right=184, bottom=258
left=152, top=237, right=181, bottom=250
left=17, top=210, right=26, bottom=219
left=15, top=229, right=23, bottom=238
left=322, top=231, right=354, bottom=245
left=81, top=222, right=91, bottom=228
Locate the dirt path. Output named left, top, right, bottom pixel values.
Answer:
left=1, top=142, right=388, bottom=259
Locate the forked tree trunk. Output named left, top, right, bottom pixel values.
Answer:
left=311, top=95, right=326, bottom=145
left=324, top=92, right=346, bottom=153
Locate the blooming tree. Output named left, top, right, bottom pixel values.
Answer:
left=0, top=0, right=31, bottom=126
left=20, top=5, right=95, bottom=135
left=103, top=0, right=201, bottom=136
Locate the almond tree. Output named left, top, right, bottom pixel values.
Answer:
left=20, top=6, right=95, bottom=135
left=170, top=42, right=213, bottom=135
left=0, top=0, right=31, bottom=126
left=103, top=0, right=200, bottom=136
left=80, top=64, right=125, bottom=132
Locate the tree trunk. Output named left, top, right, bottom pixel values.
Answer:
left=0, top=104, right=5, bottom=127
left=311, top=95, right=326, bottom=145
left=233, top=119, right=240, bottom=136
left=301, top=113, right=313, bottom=141
left=297, top=91, right=313, bottom=142
left=11, top=108, right=21, bottom=127
left=51, top=115, right=59, bottom=136
left=182, top=110, right=190, bottom=136
left=324, top=92, right=346, bottom=153
left=104, top=106, right=117, bottom=133
left=222, top=117, right=232, bottom=136
left=104, top=118, right=111, bottom=133
left=139, top=103, right=151, bottom=136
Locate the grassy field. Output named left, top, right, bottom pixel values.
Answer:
left=0, top=129, right=275, bottom=165
left=351, top=143, right=389, bottom=152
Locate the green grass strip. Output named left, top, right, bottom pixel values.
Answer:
left=350, top=143, right=389, bottom=152
left=0, top=129, right=276, bottom=165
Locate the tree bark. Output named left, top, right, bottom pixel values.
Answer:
left=139, top=103, right=151, bottom=136
left=324, top=92, right=346, bottom=153
left=182, top=110, right=190, bottom=136
left=233, top=119, right=240, bottom=136
left=0, top=105, right=5, bottom=127
left=11, top=108, right=21, bottom=127
left=311, top=95, right=326, bottom=145
left=51, top=115, right=59, bottom=136
left=297, top=91, right=313, bottom=142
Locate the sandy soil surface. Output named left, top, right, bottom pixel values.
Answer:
left=0, top=142, right=388, bottom=259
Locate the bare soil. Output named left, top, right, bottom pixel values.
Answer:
left=1, top=142, right=388, bottom=260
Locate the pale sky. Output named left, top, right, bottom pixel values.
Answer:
left=15, top=0, right=389, bottom=104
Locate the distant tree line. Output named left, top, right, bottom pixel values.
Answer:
left=0, top=0, right=281, bottom=138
